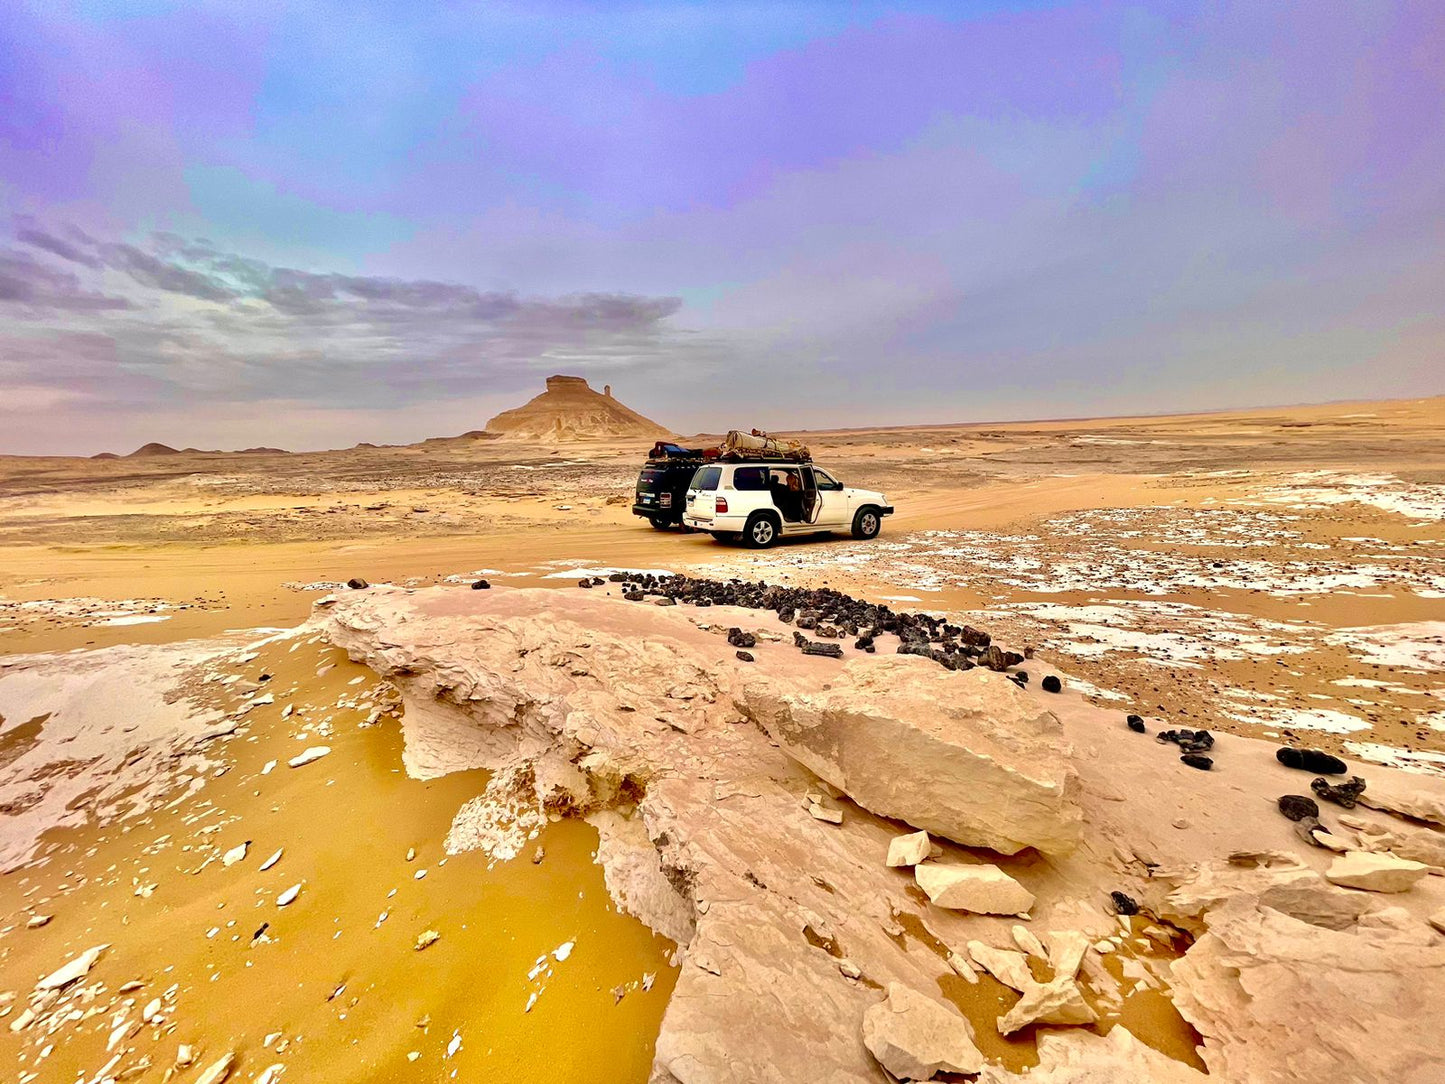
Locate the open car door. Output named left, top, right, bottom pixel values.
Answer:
left=800, top=465, right=821, bottom=524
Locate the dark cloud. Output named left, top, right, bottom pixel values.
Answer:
left=0, top=220, right=688, bottom=411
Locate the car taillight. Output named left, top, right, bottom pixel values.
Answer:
left=715, top=497, right=728, bottom=513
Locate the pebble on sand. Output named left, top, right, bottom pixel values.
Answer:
left=277, top=883, right=302, bottom=907
left=288, top=746, right=331, bottom=768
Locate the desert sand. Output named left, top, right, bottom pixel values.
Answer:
left=1, top=386, right=1444, bottom=1082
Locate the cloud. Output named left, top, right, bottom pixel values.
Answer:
left=1, top=220, right=689, bottom=423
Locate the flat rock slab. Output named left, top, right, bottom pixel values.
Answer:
left=916, top=863, right=1036, bottom=914
left=1325, top=851, right=1430, bottom=893
left=886, top=830, right=930, bottom=868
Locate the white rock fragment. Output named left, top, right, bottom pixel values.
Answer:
left=807, top=801, right=843, bottom=824
left=885, top=830, right=931, bottom=868
left=415, top=930, right=440, bottom=951
left=222, top=842, right=249, bottom=866
left=998, top=977, right=1099, bottom=1035
left=195, top=1052, right=236, bottom=1084
left=553, top=941, right=574, bottom=962
left=26, top=915, right=51, bottom=929
left=176, top=1044, right=195, bottom=1067
left=862, top=982, right=985, bottom=1081
left=260, top=848, right=283, bottom=871
left=37, top=944, right=107, bottom=991
left=261, top=760, right=278, bottom=775
left=966, top=941, right=1034, bottom=992
left=107, top=1019, right=137, bottom=1051
left=1046, top=930, right=1091, bottom=981
left=1011, top=924, right=1048, bottom=960
left=915, top=863, right=1035, bottom=914
left=1428, top=909, right=1445, bottom=934
left=946, top=951, right=978, bottom=983
left=257, top=1065, right=285, bottom=1084
left=142, top=997, right=162, bottom=1023
left=9, top=1007, right=36, bottom=1033
left=288, top=746, right=331, bottom=768
left=1325, top=851, right=1430, bottom=893
left=276, top=884, right=302, bottom=907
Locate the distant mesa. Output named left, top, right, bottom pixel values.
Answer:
left=119, top=442, right=289, bottom=458
left=485, top=375, right=672, bottom=442
left=90, top=452, right=120, bottom=460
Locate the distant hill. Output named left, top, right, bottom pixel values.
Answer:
left=485, top=375, right=672, bottom=442
left=127, top=442, right=181, bottom=457
left=91, top=452, right=120, bottom=460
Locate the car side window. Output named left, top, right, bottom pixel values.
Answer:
left=733, top=467, right=769, bottom=490
left=813, top=469, right=842, bottom=490
left=692, top=466, right=722, bottom=491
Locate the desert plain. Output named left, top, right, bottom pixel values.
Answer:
left=2, top=388, right=1444, bottom=1083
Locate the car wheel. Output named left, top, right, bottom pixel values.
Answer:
left=649, top=515, right=671, bottom=529
left=852, top=507, right=882, bottom=540
left=744, top=513, right=780, bottom=548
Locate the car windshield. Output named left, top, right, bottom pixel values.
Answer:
left=691, top=466, right=722, bottom=491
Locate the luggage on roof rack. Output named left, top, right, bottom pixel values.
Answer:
left=721, top=429, right=811, bottom=462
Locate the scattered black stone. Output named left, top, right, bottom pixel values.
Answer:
left=1157, top=729, right=1213, bottom=753
left=578, top=579, right=594, bottom=588
left=854, top=635, right=876, bottom=653
left=1008, top=672, right=1027, bottom=688
left=655, top=597, right=676, bottom=606
left=346, top=578, right=369, bottom=590
left=259, top=673, right=271, bottom=682
left=471, top=579, right=491, bottom=590
left=802, top=642, right=844, bottom=659
left=1277, top=794, right=1321, bottom=821
left=567, top=572, right=1028, bottom=673
left=1110, top=890, right=1140, bottom=916
left=727, top=628, right=757, bottom=649
left=1276, top=747, right=1347, bottom=775
left=1126, top=714, right=1146, bottom=733
left=1180, top=753, right=1213, bottom=770
left=1311, top=775, right=1366, bottom=808
left=1041, top=675, right=1062, bottom=693
left=736, top=650, right=755, bottom=663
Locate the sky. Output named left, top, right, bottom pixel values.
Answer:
left=1, top=1, right=1441, bottom=455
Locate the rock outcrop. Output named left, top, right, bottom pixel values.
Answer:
left=861, top=983, right=984, bottom=1080
left=736, top=658, right=1082, bottom=855
left=977, top=1026, right=1207, bottom=1083
left=1170, top=897, right=1445, bottom=1083
left=483, top=375, right=672, bottom=442
left=1325, top=851, right=1431, bottom=893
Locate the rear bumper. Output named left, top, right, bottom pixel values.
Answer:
left=684, top=514, right=746, bottom=532
left=633, top=504, right=677, bottom=520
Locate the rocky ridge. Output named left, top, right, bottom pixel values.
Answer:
left=316, top=582, right=1445, bottom=1083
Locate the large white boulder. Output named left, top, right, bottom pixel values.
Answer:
left=862, top=983, right=984, bottom=1080
left=1325, top=851, right=1430, bottom=893
left=915, top=863, right=1035, bottom=914
left=736, top=659, right=1081, bottom=855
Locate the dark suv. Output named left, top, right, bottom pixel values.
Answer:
left=632, top=443, right=712, bottom=529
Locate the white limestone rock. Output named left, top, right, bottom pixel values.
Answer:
left=288, top=746, right=331, bottom=768
left=915, top=863, right=1035, bottom=914
left=1150, top=851, right=1374, bottom=933
left=862, top=982, right=984, bottom=1081
left=1046, top=930, right=1091, bottom=981
left=36, top=943, right=107, bottom=991
left=997, top=977, right=1098, bottom=1035
left=1357, top=778, right=1445, bottom=828
left=886, top=830, right=930, bottom=868
left=737, top=659, right=1081, bottom=855
left=978, top=1026, right=1207, bottom=1082
left=1171, top=897, right=1445, bottom=1083
left=1325, top=851, right=1430, bottom=893
left=965, top=941, right=1035, bottom=992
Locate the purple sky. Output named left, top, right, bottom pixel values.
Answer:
left=2, top=1, right=1442, bottom=454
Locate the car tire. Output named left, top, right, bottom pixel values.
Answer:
left=851, top=506, right=882, bottom=540
left=744, top=513, right=780, bottom=548
left=649, top=515, right=671, bottom=529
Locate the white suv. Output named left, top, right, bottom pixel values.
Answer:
left=682, top=461, right=894, bottom=547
